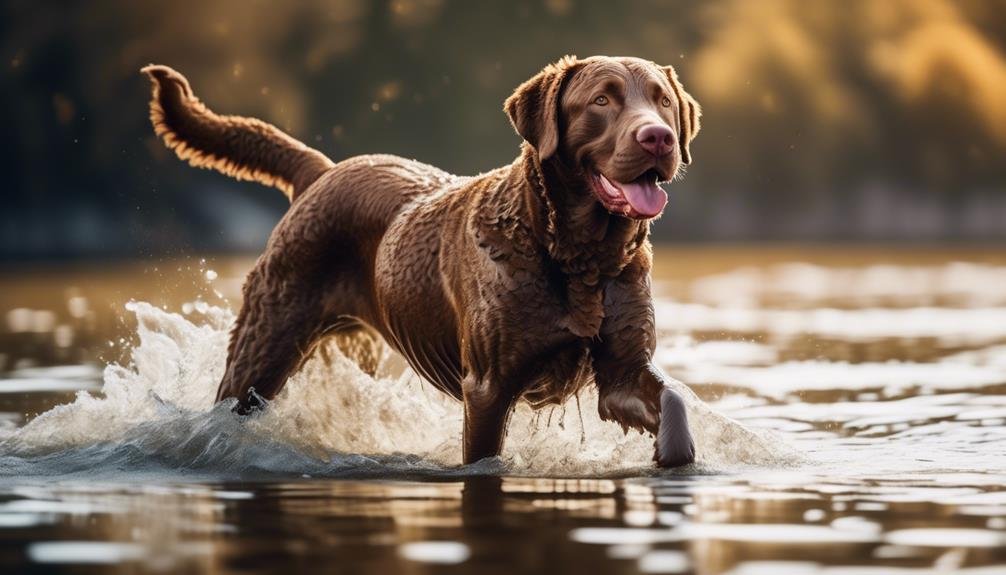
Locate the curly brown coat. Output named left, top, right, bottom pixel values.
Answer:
left=142, top=55, right=701, bottom=468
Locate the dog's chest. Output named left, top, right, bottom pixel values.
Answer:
left=476, top=254, right=605, bottom=341
left=522, top=340, right=593, bottom=407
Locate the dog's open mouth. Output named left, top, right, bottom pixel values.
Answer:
left=590, top=168, right=668, bottom=219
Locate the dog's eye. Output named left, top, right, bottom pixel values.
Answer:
left=593, top=95, right=609, bottom=106
left=661, top=96, right=672, bottom=108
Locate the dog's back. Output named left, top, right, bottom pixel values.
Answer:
left=143, top=65, right=482, bottom=399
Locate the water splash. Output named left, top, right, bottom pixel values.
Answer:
left=0, top=302, right=794, bottom=480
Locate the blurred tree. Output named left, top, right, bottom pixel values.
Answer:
left=1, top=0, right=1004, bottom=261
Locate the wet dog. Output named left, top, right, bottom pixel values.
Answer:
left=142, top=55, right=701, bottom=467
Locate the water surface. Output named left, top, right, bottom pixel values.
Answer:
left=0, top=247, right=1004, bottom=573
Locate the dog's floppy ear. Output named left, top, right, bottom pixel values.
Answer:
left=504, top=55, right=582, bottom=161
left=663, top=65, right=702, bottom=165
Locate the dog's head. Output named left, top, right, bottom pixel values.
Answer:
left=505, top=55, right=700, bottom=220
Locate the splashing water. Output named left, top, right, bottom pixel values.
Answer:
left=3, top=254, right=1005, bottom=573
left=0, top=301, right=793, bottom=480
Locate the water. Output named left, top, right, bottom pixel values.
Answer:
left=0, top=247, right=1003, bottom=573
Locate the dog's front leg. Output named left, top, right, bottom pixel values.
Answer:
left=594, top=363, right=695, bottom=468
left=592, top=254, right=695, bottom=468
left=461, top=374, right=516, bottom=464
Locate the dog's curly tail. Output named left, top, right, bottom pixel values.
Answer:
left=141, top=64, right=334, bottom=201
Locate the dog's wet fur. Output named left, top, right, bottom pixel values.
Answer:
left=142, top=55, right=701, bottom=467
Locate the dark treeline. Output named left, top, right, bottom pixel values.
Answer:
left=2, top=0, right=1005, bottom=261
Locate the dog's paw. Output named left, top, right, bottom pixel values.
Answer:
left=229, top=387, right=269, bottom=416
left=654, top=387, right=695, bottom=468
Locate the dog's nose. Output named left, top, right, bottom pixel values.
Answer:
left=636, top=124, right=674, bottom=157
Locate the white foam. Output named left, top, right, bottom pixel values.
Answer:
left=572, top=523, right=880, bottom=545
left=0, top=302, right=793, bottom=477
left=884, top=528, right=1006, bottom=548
left=656, top=337, right=777, bottom=367
left=671, top=361, right=1006, bottom=399
left=689, top=263, right=1006, bottom=308
left=0, top=365, right=103, bottom=394
left=27, top=542, right=147, bottom=564
left=655, top=301, right=1006, bottom=344
left=398, top=541, right=470, bottom=564
left=724, top=561, right=1006, bottom=575
left=0, top=379, right=102, bottom=394
left=725, top=393, right=980, bottom=427
left=638, top=550, right=690, bottom=573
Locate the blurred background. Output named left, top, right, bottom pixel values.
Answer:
left=2, top=0, right=1005, bottom=263
left=2, top=5, right=1006, bottom=572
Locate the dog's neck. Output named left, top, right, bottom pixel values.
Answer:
left=517, top=145, right=648, bottom=271
left=513, top=145, right=650, bottom=336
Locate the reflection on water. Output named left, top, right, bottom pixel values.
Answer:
left=0, top=247, right=1004, bottom=573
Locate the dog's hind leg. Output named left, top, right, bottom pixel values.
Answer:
left=215, top=263, right=327, bottom=411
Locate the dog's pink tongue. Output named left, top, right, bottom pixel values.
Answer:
left=618, top=178, right=667, bottom=218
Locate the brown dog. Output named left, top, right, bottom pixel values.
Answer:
left=142, top=55, right=701, bottom=467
